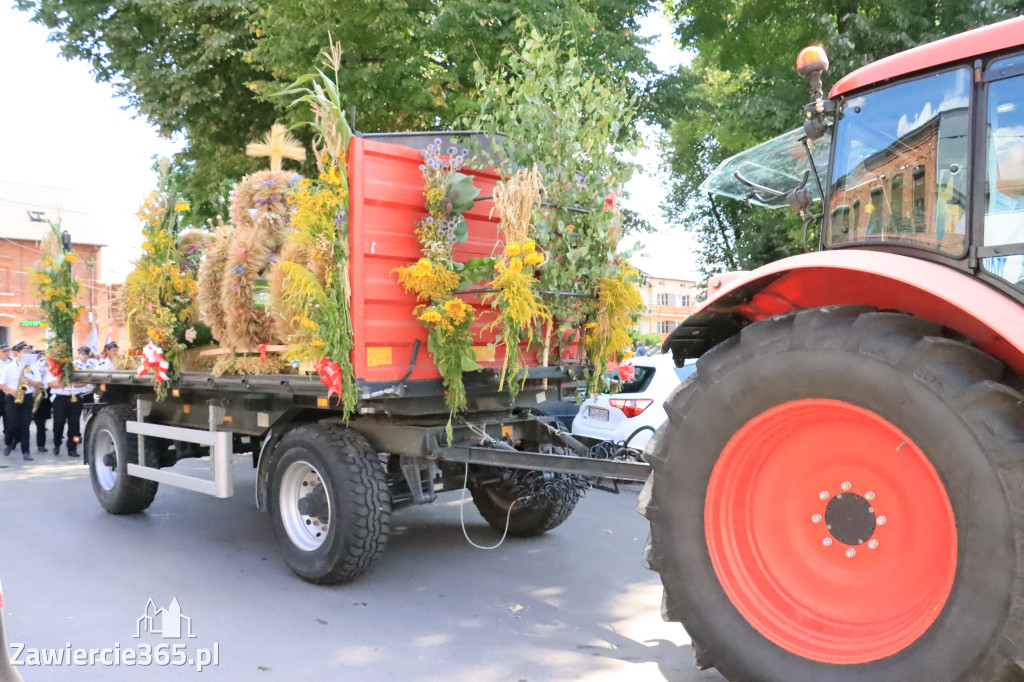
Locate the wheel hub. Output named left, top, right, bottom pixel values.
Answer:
left=705, top=399, right=957, bottom=664
left=824, top=491, right=876, bottom=546
left=297, top=486, right=328, bottom=521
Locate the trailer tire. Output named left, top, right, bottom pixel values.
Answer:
left=642, top=306, right=1024, bottom=682
left=87, top=405, right=159, bottom=514
left=268, top=424, right=391, bottom=584
left=471, top=470, right=580, bottom=537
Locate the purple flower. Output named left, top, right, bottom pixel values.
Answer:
left=259, top=179, right=277, bottom=188
left=334, top=216, right=343, bottom=226
left=425, top=216, right=434, bottom=223
left=434, top=138, right=442, bottom=146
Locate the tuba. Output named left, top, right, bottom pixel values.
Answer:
left=13, top=365, right=28, bottom=405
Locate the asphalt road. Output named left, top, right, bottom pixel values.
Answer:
left=0, top=426, right=725, bottom=682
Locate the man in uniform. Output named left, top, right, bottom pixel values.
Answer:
left=0, top=344, right=9, bottom=444
left=47, top=346, right=92, bottom=457
left=1, top=342, right=44, bottom=461
left=29, top=348, right=51, bottom=453
left=95, top=341, right=119, bottom=370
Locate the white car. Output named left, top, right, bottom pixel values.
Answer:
left=571, top=353, right=696, bottom=451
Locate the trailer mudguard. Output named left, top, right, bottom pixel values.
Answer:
left=664, top=250, right=1024, bottom=378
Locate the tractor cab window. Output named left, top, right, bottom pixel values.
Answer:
left=981, top=54, right=1024, bottom=291
left=827, top=69, right=971, bottom=255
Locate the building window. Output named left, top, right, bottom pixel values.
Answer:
left=656, top=293, right=671, bottom=306
left=891, top=174, right=905, bottom=232
left=680, top=295, right=690, bottom=307
left=913, top=166, right=926, bottom=231
left=657, top=320, right=676, bottom=334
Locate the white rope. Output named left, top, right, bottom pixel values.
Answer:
left=458, top=463, right=529, bottom=551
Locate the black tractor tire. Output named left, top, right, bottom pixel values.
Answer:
left=87, top=404, right=159, bottom=514
left=641, top=306, right=1024, bottom=682
left=267, top=424, right=391, bottom=584
left=470, top=470, right=580, bottom=537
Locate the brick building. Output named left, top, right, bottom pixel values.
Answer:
left=0, top=180, right=123, bottom=348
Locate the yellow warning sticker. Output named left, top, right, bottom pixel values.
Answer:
left=501, top=424, right=513, bottom=439
left=472, top=345, right=496, bottom=362
left=367, top=347, right=393, bottom=367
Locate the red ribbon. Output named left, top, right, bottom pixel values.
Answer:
left=314, top=358, right=344, bottom=405
left=258, top=343, right=269, bottom=363
left=47, top=357, right=62, bottom=381
left=137, top=342, right=170, bottom=382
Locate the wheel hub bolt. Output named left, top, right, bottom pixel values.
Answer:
left=819, top=491, right=829, bottom=500
left=811, top=514, right=822, bottom=523
left=841, top=481, right=852, bottom=491
left=865, top=491, right=875, bottom=501
left=822, top=538, right=833, bottom=547
left=845, top=548, right=856, bottom=558
left=868, top=539, right=879, bottom=549
left=877, top=515, right=887, bottom=526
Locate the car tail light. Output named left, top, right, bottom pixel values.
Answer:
left=609, top=398, right=653, bottom=418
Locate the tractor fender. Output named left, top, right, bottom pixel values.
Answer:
left=664, top=250, right=1024, bottom=378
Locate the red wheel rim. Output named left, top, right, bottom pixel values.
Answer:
left=705, top=399, right=956, bottom=664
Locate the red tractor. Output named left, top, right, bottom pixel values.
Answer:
left=642, top=16, right=1024, bottom=682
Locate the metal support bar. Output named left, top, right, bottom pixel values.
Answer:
left=438, top=445, right=650, bottom=482
left=126, top=409, right=234, bottom=498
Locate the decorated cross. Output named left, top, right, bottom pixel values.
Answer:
left=246, top=123, right=306, bottom=171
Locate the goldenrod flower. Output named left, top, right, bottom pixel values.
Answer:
left=174, top=202, right=191, bottom=212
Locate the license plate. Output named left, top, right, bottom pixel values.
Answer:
left=588, top=406, right=609, bottom=421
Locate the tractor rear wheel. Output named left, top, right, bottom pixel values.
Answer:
left=641, top=306, right=1024, bottom=682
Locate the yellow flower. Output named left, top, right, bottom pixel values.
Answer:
left=505, top=242, right=520, bottom=257
left=522, top=240, right=536, bottom=254
left=508, top=257, right=523, bottom=273
left=64, top=253, right=79, bottom=263
left=44, top=277, right=52, bottom=284
left=174, top=202, right=190, bottom=212
left=418, top=310, right=442, bottom=324
left=524, top=252, right=544, bottom=267
left=311, top=338, right=324, bottom=347
left=299, top=178, right=310, bottom=188
left=39, top=322, right=49, bottom=328
left=566, top=224, right=575, bottom=232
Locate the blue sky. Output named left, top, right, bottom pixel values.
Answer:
left=0, top=5, right=698, bottom=282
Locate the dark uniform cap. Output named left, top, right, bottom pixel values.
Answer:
left=77, top=346, right=92, bottom=354
left=11, top=341, right=29, bottom=352
left=104, top=341, right=119, bottom=350
left=0, top=344, right=8, bottom=351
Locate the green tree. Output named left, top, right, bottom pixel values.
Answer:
left=16, top=0, right=658, bottom=225
left=661, top=0, right=1024, bottom=278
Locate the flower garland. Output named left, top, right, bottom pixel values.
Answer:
left=483, top=168, right=550, bottom=398
left=121, top=160, right=205, bottom=398
left=30, top=221, right=83, bottom=378
left=582, top=266, right=646, bottom=395
left=269, top=45, right=359, bottom=417
left=395, top=140, right=482, bottom=426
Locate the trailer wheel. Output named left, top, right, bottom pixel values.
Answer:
left=470, top=469, right=580, bottom=537
left=642, top=306, right=1024, bottom=682
left=87, top=405, right=159, bottom=514
left=267, top=424, right=391, bottom=584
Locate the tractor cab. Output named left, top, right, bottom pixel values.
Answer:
left=701, top=18, right=1024, bottom=299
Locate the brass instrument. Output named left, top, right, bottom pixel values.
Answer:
left=32, top=387, right=47, bottom=415
left=13, top=365, right=28, bottom=405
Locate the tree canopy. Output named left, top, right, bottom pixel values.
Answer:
left=16, top=0, right=658, bottom=224
left=660, top=0, right=1024, bottom=278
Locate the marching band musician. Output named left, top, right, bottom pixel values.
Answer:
left=0, top=344, right=9, bottom=444
left=30, top=348, right=51, bottom=453
left=0, top=342, right=43, bottom=461
left=46, top=346, right=92, bottom=457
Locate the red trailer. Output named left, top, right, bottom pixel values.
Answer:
left=643, top=16, right=1024, bottom=682
left=77, top=131, right=641, bottom=585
